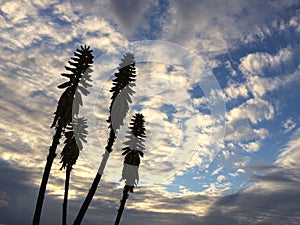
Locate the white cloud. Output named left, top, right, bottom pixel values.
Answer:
left=240, top=47, right=293, bottom=76
left=200, top=181, right=232, bottom=195
left=1, top=1, right=29, bottom=23
left=225, top=60, right=237, bottom=76
left=211, top=166, right=223, bottom=176
left=222, top=55, right=300, bottom=102
left=224, top=97, right=273, bottom=154
left=30, top=0, right=59, bottom=8
left=289, top=13, right=300, bottom=32
left=217, top=175, right=225, bottom=183
left=226, top=125, right=268, bottom=144
left=224, top=83, right=249, bottom=101
left=227, top=98, right=274, bottom=125
left=246, top=75, right=281, bottom=97
left=246, top=66, right=300, bottom=98
left=238, top=141, right=261, bottom=153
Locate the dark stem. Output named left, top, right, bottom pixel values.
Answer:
left=73, top=130, right=116, bottom=225
left=73, top=173, right=102, bottom=225
left=33, top=126, right=63, bottom=225
left=114, top=185, right=131, bottom=225
left=62, top=167, right=71, bottom=225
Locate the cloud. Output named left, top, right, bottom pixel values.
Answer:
left=289, top=12, right=300, bottom=32
left=0, top=161, right=143, bottom=225
left=211, top=166, right=223, bottom=176
left=110, top=0, right=153, bottom=34
left=226, top=125, right=268, bottom=143
left=222, top=56, right=300, bottom=101
left=200, top=132, right=300, bottom=224
left=3, top=156, right=296, bottom=225
left=86, top=60, right=224, bottom=185
left=1, top=1, right=28, bottom=23
left=201, top=188, right=300, bottom=224
left=240, top=47, right=293, bottom=76
left=0, top=0, right=128, bottom=186
left=238, top=141, right=262, bottom=153
left=243, top=128, right=300, bottom=193
left=223, top=83, right=249, bottom=101
left=276, top=128, right=300, bottom=169
left=227, top=98, right=274, bottom=125
left=161, top=0, right=300, bottom=55
left=0, top=161, right=62, bottom=225
left=282, top=118, right=296, bottom=133
left=251, top=170, right=299, bottom=185
left=245, top=164, right=278, bottom=172
left=246, top=75, right=283, bottom=97
left=217, top=175, right=225, bottom=182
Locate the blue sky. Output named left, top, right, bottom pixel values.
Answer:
left=0, top=0, right=300, bottom=224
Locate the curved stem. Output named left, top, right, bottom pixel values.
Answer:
left=73, top=131, right=115, bottom=225
left=73, top=173, right=102, bottom=225
left=33, top=126, right=63, bottom=225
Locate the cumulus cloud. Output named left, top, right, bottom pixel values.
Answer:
left=223, top=83, right=249, bottom=101
left=222, top=96, right=273, bottom=155
left=240, top=47, right=293, bottom=76
left=227, top=98, right=274, bottom=125
left=221, top=57, right=300, bottom=102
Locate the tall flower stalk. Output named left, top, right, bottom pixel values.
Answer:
left=74, top=53, right=136, bottom=225
left=60, top=118, right=88, bottom=225
left=33, top=45, right=93, bottom=225
left=114, top=113, right=146, bottom=225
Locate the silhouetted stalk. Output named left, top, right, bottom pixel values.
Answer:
left=62, top=166, right=71, bottom=225
left=33, top=46, right=93, bottom=225
left=60, top=117, right=88, bottom=225
left=114, top=185, right=131, bottom=225
left=33, top=126, right=62, bottom=225
left=74, top=53, right=136, bottom=225
left=114, top=113, right=146, bottom=225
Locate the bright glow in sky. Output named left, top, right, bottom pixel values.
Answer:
left=0, top=0, right=300, bottom=224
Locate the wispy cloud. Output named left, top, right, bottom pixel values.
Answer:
left=276, top=128, right=300, bottom=169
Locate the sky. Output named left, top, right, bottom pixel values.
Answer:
left=0, top=0, right=300, bottom=224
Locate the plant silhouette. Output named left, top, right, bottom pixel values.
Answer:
left=60, top=117, right=88, bottom=225
left=74, top=53, right=136, bottom=225
left=114, top=113, right=146, bottom=225
left=33, top=45, right=93, bottom=225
